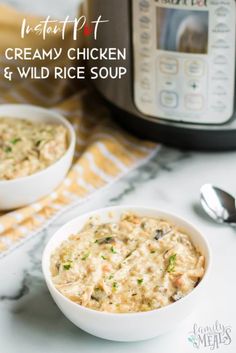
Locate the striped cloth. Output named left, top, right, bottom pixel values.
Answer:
left=0, top=5, right=159, bottom=257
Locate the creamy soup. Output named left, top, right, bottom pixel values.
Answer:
left=50, top=213, right=205, bottom=313
left=0, top=117, right=68, bottom=180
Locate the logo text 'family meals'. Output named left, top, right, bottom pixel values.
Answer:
left=188, top=321, right=232, bottom=350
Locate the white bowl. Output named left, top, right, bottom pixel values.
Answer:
left=0, top=104, right=75, bottom=210
left=42, top=206, right=211, bottom=342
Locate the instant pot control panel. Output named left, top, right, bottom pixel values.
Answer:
left=133, top=0, right=236, bottom=124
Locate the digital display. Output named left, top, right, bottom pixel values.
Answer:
left=156, top=8, right=209, bottom=54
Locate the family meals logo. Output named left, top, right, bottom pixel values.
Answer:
left=155, top=0, right=207, bottom=7
left=188, top=321, right=232, bottom=350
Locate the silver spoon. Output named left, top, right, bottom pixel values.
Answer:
left=200, top=184, right=236, bottom=225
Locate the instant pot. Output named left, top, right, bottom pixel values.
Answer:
left=85, top=0, right=236, bottom=150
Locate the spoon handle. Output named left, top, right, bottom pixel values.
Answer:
left=227, top=215, right=236, bottom=226
left=229, top=223, right=236, bottom=227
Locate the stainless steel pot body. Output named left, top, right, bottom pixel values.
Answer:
left=85, top=0, right=236, bottom=150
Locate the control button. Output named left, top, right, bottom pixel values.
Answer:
left=212, top=39, right=229, bottom=49
left=213, top=70, right=228, bottom=80
left=159, top=56, right=178, bottom=75
left=139, top=0, right=150, bottom=13
left=140, top=47, right=151, bottom=57
left=141, top=92, right=152, bottom=103
left=188, top=79, right=201, bottom=92
left=211, top=101, right=226, bottom=112
left=214, top=55, right=227, bottom=65
left=140, top=61, right=151, bottom=73
left=162, top=78, right=176, bottom=90
left=213, top=23, right=230, bottom=33
left=212, top=85, right=227, bottom=96
left=140, top=32, right=151, bottom=45
left=185, top=94, right=204, bottom=111
left=140, top=77, right=151, bottom=90
left=215, top=6, right=229, bottom=17
left=185, top=59, right=205, bottom=77
left=160, top=91, right=178, bottom=108
left=139, top=16, right=151, bottom=29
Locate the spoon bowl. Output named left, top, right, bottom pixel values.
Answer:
left=200, top=184, right=236, bottom=225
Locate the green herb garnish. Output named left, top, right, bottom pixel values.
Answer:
left=35, top=140, right=42, bottom=147
left=110, top=246, right=117, bottom=254
left=4, top=146, right=12, bottom=153
left=112, top=282, right=118, bottom=290
left=137, top=278, right=143, bottom=285
left=101, top=255, right=107, bottom=260
left=81, top=253, right=90, bottom=261
left=96, top=237, right=113, bottom=245
left=167, top=254, right=177, bottom=273
left=11, top=138, right=21, bottom=145
left=108, top=274, right=114, bottom=280
left=63, top=263, right=72, bottom=270
left=105, top=237, right=112, bottom=242
left=141, top=222, right=145, bottom=229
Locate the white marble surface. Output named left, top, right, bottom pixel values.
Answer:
left=1, top=147, right=236, bottom=353
left=0, top=1, right=236, bottom=352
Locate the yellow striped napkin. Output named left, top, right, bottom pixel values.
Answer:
left=0, top=5, right=158, bottom=257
